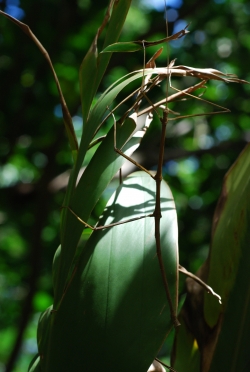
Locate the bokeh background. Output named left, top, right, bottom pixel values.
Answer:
left=0, top=0, right=249, bottom=370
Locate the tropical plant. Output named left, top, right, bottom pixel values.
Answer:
left=0, top=1, right=249, bottom=371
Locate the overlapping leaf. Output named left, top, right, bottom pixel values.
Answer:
left=204, top=143, right=250, bottom=325
left=75, top=63, right=247, bottom=186
left=58, top=112, right=154, bottom=305
left=58, top=117, right=136, bottom=302
left=38, top=172, right=179, bottom=372
left=204, top=143, right=250, bottom=371
left=80, top=0, right=132, bottom=123
left=172, top=143, right=250, bottom=372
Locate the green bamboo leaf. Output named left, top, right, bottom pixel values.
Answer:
left=39, top=171, right=179, bottom=372
left=80, top=0, right=132, bottom=123
left=204, top=143, right=250, bottom=327
left=28, top=355, right=40, bottom=372
left=61, top=65, right=160, bottom=242
left=76, top=68, right=153, bottom=178
left=76, top=60, right=245, bottom=193
left=101, top=26, right=189, bottom=53
left=102, top=40, right=143, bottom=53
left=79, top=44, right=98, bottom=124
left=62, top=67, right=154, bottom=226
left=208, top=234, right=250, bottom=371
left=58, top=116, right=135, bottom=299
left=201, top=143, right=250, bottom=371
left=27, top=306, right=52, bottom=371
left=171, top=144, right=250, bottom=372
left=95, top=0, right=132, bottom=92
left=52, top=245, right=61, bottom=299
left=60, top=0, right=132, bottom=218
left=64, top=65, right=152, bottom=220
left=37, top=306, right=53, bottom=352
left=57, top=114, right=154, bottom=305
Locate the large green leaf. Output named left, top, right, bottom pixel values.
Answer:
left=204, top=143, right=250, bottom=326
left=170, top=143, right=250, bottom=372
left=63, top=66, right=154, bottom=221
left=73, top=62, right=245, bottom=202
left=208, top=243, right=250, bottom=371
left=173, top=143, right=250, bottom=372
left=58, top=117, right=135, bottom=303
left=57, top=114, right=154, bottom=306
left=76, top=68, right=153, bottom=180
left=203, top=143, right=250, bottom=371
left=39, top=171, right=179, bottom=372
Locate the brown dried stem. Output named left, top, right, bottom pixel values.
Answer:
left=153, top=108, right=180, bottom=327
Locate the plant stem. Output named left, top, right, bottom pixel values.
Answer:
left=154, top=109, right=180, bottom=328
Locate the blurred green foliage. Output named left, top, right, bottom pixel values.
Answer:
left=0, top=0, right=249, bottom=370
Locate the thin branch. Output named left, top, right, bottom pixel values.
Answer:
left=62, top=206, right=153, bottom=231
left=179, top=264, right=222, bottom=304
left=138, top=80, right=206, bottom=117
left=0, top=10, right=78, bottom=153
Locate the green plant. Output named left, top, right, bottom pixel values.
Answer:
left=1, top=1, right=249, bottom=371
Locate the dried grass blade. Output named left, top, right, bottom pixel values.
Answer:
left=0, top=10, right=78, bottom=156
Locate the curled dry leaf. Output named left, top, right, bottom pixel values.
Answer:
left=139, top=66, right=250, bottom=84
left=178, top=265, right=222, bottom=304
